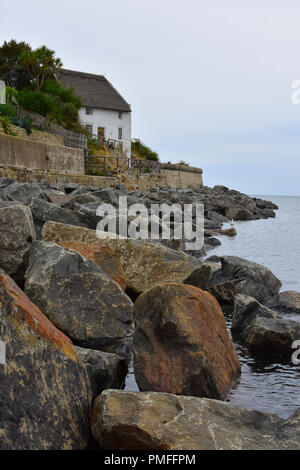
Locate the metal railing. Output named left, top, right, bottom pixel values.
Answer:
left=17, top=107, right=88, bottom=150
left=89, top=133, right=123, bottom=154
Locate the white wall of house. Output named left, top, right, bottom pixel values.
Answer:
left=0, top=81, right=6, bottom=105
left=79, top=107, right=131, bottom=157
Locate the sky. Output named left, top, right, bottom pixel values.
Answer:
left=1, top=0, right=300, bottom=195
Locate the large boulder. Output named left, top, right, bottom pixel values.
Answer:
left=42, top=221, right=204, bottom=295
left=232, top=294, right=300, bottom=353
left=24, top=241, right=134, bottom=355
left=0, top=270, right=92, bottom=450
left=133, top=283, right=240, bottom=399
left=208, top=256, right=282, bottom=304
left=0, top=204, right=36, bottom=284
left=75, top=346, right=128, bottom=400
left=91, top=390, right=300, bottom=450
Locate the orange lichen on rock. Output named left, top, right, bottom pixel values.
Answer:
left=54, top=241, right=126, bottom=290
left=0, top=272, right=76, bottom=360
left=133, top=283, right=241, bottom=400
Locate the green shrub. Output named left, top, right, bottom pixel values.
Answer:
left=60, top=102, right=79, bottom=129
left=0, top=115, right=16, bottom=135
left=131, top=138, right=159, bottom=161
left=18, top=89, right=55, bottom=116
left=42, top=79, right=81, bottom=109
left=5, top=87, right=18, bottom=104
left=10, top=116, right=32, bottom=135
left=0, top=103, right=17, bottom=117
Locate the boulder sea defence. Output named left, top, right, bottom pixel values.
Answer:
left=0, top=177, right=298, bottom=450
left=133, top=283, right=241, bottom=399
left=0, top=270, right=92, bottom=450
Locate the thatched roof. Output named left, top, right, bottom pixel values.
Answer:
left=55, top=69, right=131, bottom=112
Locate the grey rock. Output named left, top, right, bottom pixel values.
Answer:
left=232, top=294, right=300, bottom=353
left=3, top=182, right=42, bottom=205
left=24, top=241, right=134, bottom=354
left=264, top=291, right=300, bottom=315
left=0, top=204, right=36, bottom=284
left=75, top=346, right=128, bottom=400
left=208, top=256, right=282, bottom=304
left=91, top=389, right=300, bottom=450
left=30, top=199, right=89, bottom=238
left=0, top=270, right=92, bottom=450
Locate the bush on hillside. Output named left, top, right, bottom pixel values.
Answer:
left=131, top=138, right=159, bottom=161
left=41, top=79, right=81, bottom=109
left=0, top=103, right=17, bottom=117
left=18, top=89, right=55, bottom=117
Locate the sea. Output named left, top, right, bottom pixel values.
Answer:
left=125, top=196, right=300, bottom=418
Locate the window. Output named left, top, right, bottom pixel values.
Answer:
left=118, top=111, right=123, bottom=119
left=85, top=107, right=93, bottom=115
left=118, top=128, right=123, bottom=140
left=85, top=124, right=93, bottom=135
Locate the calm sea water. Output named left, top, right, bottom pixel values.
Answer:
left=125, top=196, right=300, bottom=418
left=209, top=195, right=300, bottom=418
left=210, top=195, right=300, bottom=292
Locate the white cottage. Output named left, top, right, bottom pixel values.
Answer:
left=56, top=69, right=132, bottom=157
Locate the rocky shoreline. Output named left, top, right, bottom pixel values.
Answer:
left=0, top=178, right=299, bottom=450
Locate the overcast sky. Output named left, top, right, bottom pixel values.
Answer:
left=2, top=0, right=300, bottom=195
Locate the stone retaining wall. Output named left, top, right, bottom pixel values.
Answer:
left=0, top=134, right=84, bottom=175
left=0, top=165, right=204, bottom=191
left=160, top=163, right=203, bottom=187
left=0, top=166, right=118, bottom=189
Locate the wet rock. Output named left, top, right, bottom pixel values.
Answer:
left=205, top=237, right=221, bottom=247
left=42, top=221, right=203, bottom=295
left=133, top=283, right=240, bottom=399
left=91, top=390, right=299, bottom=450
left=240, top=316, right=300, bottom=353
left=217, top=227, right=237, bottom=236
left=232, top=294, right=278, bottom=335
left=226, top=207, right=255, bottom=221
left=208, top=256, right=282, bottom=304
left=0, top=204, right=36, bottom=284
left=24, top=241, right=133, bottom=354
left=75, top=346, right=128, bottom=400
left=232, top=294, right=300, bottom=353
left=264, top=291, right=300, bottom=315
left=0, top=270, right=92, bottom=450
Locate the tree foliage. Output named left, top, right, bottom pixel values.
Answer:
left=0, top=40, right=31, bottom=89
left=18, top=46, right=63, bottom=91
left=131, top=138, right=159, bottom=161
